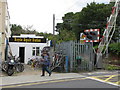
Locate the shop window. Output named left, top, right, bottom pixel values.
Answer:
left=32, top=47, right=40, bottom=56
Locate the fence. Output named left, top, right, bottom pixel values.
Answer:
left=55, top=41, right=95, bottom=72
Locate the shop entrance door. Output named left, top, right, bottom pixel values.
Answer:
left=19, top=47, right=25, bottom=63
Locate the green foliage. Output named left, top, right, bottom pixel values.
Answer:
left=11, top=24, right=47, bottom=37
left=93, top=43, right=120, bottom=55
left=56, top=2, right=119, bottom=41
left=93, top=45, right=98, bottom=49
left=105, top=64, right=120, bottom=70
left=109, top=43, right=120, bottom=55
left=57, top=29, right=76, bottom=43
left=11, top=24, right=23, bottom=35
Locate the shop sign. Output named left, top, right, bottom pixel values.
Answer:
left=9, top=37, right=46, bottom=43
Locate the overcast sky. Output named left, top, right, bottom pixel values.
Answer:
left=7, top=0, right=109, bottom=33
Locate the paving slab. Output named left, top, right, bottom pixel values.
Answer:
left=1, top=73, right=84, bottom=86
left=1, top=65, right=119, bottom=86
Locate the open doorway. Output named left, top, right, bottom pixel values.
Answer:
left=19, top=47, right=25, bottom=63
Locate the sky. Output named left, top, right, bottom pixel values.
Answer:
left=7, top=0, right=110, bottom=34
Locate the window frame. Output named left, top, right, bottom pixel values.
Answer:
left=32, top=47, right=40, bottom=56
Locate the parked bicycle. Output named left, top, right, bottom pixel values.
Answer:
left=14, top=56, right=24, bottom=72
left=27, top=56, right=41, bottom=69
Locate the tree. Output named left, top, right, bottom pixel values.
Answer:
left=56, top=2, right=118, bottom=41
left=11, top=24, right=23, bottom=36
left=11, top=24, right=42, bottom=36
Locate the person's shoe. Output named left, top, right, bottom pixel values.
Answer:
left=49, top=73, right=51, bottom=76
left=41, top=75, right=45, bottom=77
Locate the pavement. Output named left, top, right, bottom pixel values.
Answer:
left=0, top=65, right=120, bottom=88
left=0, top=65, right=85, bottom=86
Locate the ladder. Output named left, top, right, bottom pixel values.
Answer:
left=96, top=0, right=120, bottom=68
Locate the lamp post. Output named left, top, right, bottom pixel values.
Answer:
left=53, top=14, right=55, bottom=51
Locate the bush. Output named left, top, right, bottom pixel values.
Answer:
left=105, top=64, right=120, bottom=70
left=109, top=43, right=120, bottom=55
left=93, top=43, right=120, bottom=55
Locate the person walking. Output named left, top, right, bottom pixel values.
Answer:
left=41, top=52, right=52, bottom=77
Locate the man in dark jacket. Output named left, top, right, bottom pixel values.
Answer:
left=41, top=53, right=51, bottom=76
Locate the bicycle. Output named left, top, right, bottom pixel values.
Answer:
left=27, top=57, right=41, bottom=70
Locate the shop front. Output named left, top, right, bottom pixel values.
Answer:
left=9, top=34, right=50, bottom=64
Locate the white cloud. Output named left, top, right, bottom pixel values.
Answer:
left=7, top=0, right=110, bottom=33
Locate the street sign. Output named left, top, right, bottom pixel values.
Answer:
left=80, top=33, right=85, bottom=44
left=84, top=29, right=100, bottom=42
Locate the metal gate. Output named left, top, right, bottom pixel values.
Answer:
left=55, top=41, right=95, bottom=72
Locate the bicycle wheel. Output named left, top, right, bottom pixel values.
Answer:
left=17, top=64, right=24, bottom=72
left=20, top=64, right=24, bottom=72
left=2, top=62, right=8, bottom=72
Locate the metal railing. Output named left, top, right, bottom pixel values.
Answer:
left=55, top=41, right=95, bottom=72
